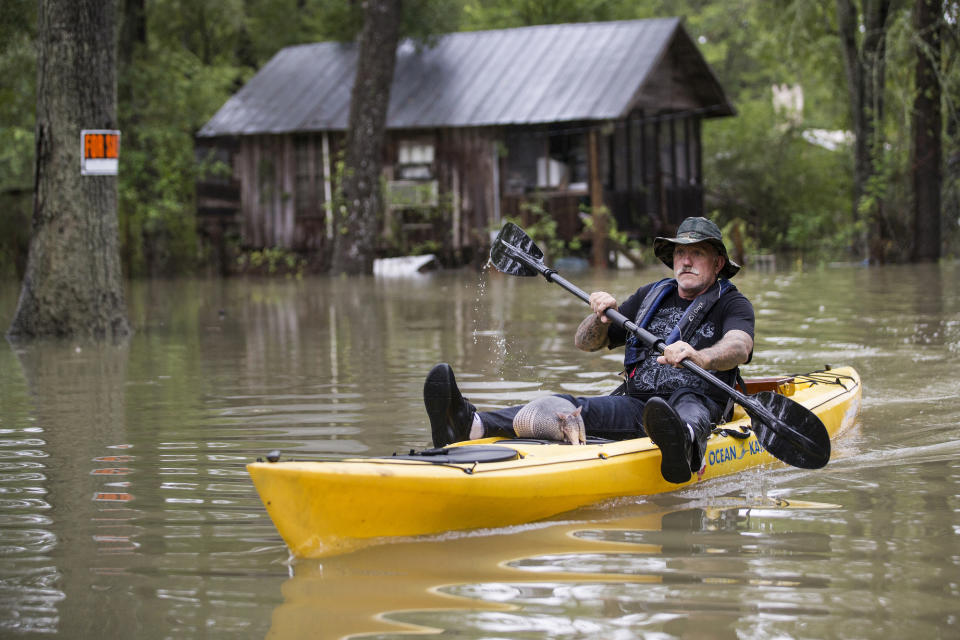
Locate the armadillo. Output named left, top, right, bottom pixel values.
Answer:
left=512, top=396, right=586, bottom=445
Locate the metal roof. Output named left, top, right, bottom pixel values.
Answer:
left=198, top=18, right=733, bottom=137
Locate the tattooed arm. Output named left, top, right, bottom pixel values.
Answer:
left=575, top=291, right=618, bottom=352
left=657, top=329, right=754, bottom=371
left=575, top=313, right=610, bottom=351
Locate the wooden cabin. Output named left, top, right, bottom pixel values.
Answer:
left=196, top=18, right=734, bottom=268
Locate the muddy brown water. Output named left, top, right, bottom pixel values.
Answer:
left=0, top=261, right=958, bottom=638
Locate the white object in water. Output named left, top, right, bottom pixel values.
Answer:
left=373, top=254, right=438, bottom=277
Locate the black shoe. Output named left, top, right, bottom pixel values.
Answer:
left=643, top=397, right=693, bottom=484
left=424, top=363, right=477, bottom=448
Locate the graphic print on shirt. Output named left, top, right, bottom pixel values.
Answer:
left=628, top=302, right=716, bottom=396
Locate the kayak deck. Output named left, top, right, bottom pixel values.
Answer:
left=248, top=367, right=861, bottom=557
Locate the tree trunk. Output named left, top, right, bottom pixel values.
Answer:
left=331, top=0, right=402, bottom=275
left=835, top=0, right=892, bottom=263
left=911, top=0, right=942, bottom=262
left=7, top=0, right=131, bottom=342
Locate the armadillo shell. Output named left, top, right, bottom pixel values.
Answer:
left=512, top=396, right=577, bottom=440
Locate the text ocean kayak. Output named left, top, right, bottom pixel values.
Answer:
left=248, top=366, right=861, bottom=557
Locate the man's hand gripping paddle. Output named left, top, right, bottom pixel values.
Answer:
left=489, top=222, right=831, bottom=470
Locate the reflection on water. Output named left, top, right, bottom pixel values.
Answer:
left=268, top=497, right=839, bottom=639
left=0, top=261, right=958, bottom=638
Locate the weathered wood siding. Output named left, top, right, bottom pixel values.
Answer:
left=380, top=128, right=499, bottom=259
left=234, top=133, right=341, bottom=252
left=239, top=135, right=291, bottom=249
left=204, top=113, right=704, bottom=261
left=437, top=128, right=499, bottom=252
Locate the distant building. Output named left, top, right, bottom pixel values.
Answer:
left=196, top=18, right=734, bottom=267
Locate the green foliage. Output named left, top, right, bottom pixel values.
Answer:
left=462, top=0, right=632, bottom=29
left=385, top=181, right=437, bottom=209
left=382, top=183, right=452, bottom=257
left=0, top=6, right=35, bottom=280
left=704, top=98, right=855, bottom=262
left=147, top=0, right=247, bottom=66
left=861, top=3, right=958, bottom=262
left=503, top=200, right=567, bottom=260
left=409, top=239, right=442, bottom=255
left=579, top=205, right=647, bottom=264
left=397, top=0, right=465, bottom=44
left=118, top=37, right=241, bottom=276
left=305, top=0, right=462, bottom=45
left=0, top=190, right=30, bottom=280
left=0, top=19, right=34, bottom=150
left=3, top=0, right=956, bottom=279
left=236, top=247, right=305, bottom=277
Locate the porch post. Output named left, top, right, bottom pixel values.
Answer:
left=322, top=132, right=333, bottom=241
left=589, top=128, right=607, bottom=269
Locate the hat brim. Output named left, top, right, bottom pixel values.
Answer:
left=653, top=236, right=741, bottom=279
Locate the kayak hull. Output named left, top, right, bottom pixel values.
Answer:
left=248, top=367, right=861, bottom=557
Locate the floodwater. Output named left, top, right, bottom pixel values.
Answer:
left=0, top=260, right=958, bottom=639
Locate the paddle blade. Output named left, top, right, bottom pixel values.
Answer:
left=748, top=391, right=831, bottom=469
left=489, top=222, right=543, bottom=277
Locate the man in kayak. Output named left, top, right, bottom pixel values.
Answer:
left=424, top=216, right=755, bottom=484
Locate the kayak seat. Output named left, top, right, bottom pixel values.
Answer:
left=390, top=445, right=519, bottom=464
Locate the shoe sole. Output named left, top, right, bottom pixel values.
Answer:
left=424, top=364, right=454, bottom=447
left=644, top=399, right=692, bottom=484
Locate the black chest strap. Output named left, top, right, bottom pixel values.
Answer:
left=633, top=278, right=731, bottom=345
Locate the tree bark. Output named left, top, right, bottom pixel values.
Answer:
left=835, top=0, right=892, bottom=263
left=911, top=0, right=942, bottom=262
left=331, top=0, right=402, bottom=275
left=7, top=0, right=131, bottom=342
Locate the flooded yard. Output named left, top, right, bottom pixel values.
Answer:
left=0, top=261, right=958, bottom=638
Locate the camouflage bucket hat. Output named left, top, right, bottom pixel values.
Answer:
left=653, top=217, right=741, bottom=279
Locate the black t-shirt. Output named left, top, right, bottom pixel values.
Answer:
left=606, top=281, right=755, bottom=403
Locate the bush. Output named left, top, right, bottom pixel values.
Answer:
left=704, top=97, right=856, bottom=263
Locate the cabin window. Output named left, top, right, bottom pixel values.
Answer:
left=502, top=131, right=540, bottom=194
left=396, top=139, right=435, bottom=180
left=502, top=129, right=588, bottom=193
left=546, top=133, right=588, bottom=190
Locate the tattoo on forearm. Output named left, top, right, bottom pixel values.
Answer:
left=699, top=330, right=753, bottom=371
left=575, top=314, right=610, bottom=351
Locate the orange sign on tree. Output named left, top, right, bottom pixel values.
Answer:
left=81, top=129, right=120, bottom=175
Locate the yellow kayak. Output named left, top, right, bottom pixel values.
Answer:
left=248, top=366, right=861, bottom=557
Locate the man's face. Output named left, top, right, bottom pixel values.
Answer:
left=672, top=242, right=724, bottom=299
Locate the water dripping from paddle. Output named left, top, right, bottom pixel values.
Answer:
left=471, top=260, right=522, bottom=373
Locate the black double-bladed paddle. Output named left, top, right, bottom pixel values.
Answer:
left=489, top=221, right=831, bottom=470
